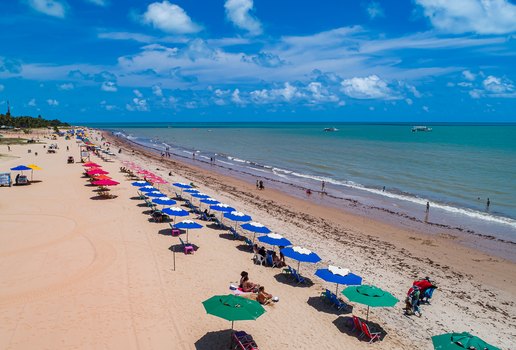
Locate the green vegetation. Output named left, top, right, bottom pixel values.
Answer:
left=0, top=113, right=69, bottom=129
left=0, top=137, right=30, bottom=145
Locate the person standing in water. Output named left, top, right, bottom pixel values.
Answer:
left=486, top=198, right=490, bottom=211
left=426, top=201, right=430, bottom=213
left=321, top=181, right=325, bottom=193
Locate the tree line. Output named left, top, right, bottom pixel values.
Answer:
left=0, top=113, right=69, bottom=128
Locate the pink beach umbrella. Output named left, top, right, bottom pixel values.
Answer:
left=83, top=162, right=101, bottom=167
left=87, top=168, right=109, bottom=176
left=92, top=179, right=120, bottom=186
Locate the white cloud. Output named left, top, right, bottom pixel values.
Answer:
left=469, top=89, right=482, bottom=98
left=462, top=70, right=476, bottom=81
left=0, top=84, right=4, bottom=92
left=482, top=75, right=515, bottom=95
left=367, top=2, right=385, bottom=19
left=405, top=98, right=413, bottom=105
left=100, top=100, right=117, bottom=110
left=98, top=32, right=155, bottom=43
left=341, top=75, right=396, bottom=99
left=152, top=85, right=163, bottom=97
left=224, top=0, right=262, bottom=36
left=28, top=98, right=37, bottom=106
left=85, top=0, right=107, bottom=6
left=142, top=1, right=201, bottom=34
left=457, top=82, right=472, bottom=87
left=231, top=89, right=245, bottom=104
left=307, top=82, right=339, bottom=103
left=28, top=0, right=66, bottom=18
left=126, top=98, right=149, bottom=112
left=101, top=81, right=117, bottom=92
left=250, top=82, right=304, bottom=103
left=133, top=89, right=143, bottom=98
left=47, top=99, right=59, bottom=106
left=416, top=0, right=516, bottom=34
left=58, top=83, right=74, bottom=90
left=422, top=105, right=429, bottom=112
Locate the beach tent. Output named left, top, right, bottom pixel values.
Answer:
left=27, top=164, right=42, bottom=181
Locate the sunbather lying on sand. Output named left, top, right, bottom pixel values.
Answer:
left=257, top=286, right=273, bottom=305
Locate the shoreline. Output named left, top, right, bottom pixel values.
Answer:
left=110, top=131, right=516, bottom=262
left=1, top=128, right=514, bottom=349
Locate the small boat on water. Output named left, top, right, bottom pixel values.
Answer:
left=411, top=126, right=432, bottom=132
left=323, top=127, right=339, bottom=132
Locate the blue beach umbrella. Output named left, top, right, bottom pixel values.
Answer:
left=280, top=246, right=321, bottom=273
left=174, top=219, right=203, bottom=243
left=162, top=206, right=189, bottom=223
left=258, top=233, right=292, bottom=247
left=241, top=222, right=271, bottom=234
left=210, top=203, right=235, bottom=213
left=200, top=197, right=219, bottom=205
left=315, top=266, right=362, bottom=295
left=191, top=192, right=210, bottom=199
left=146, top=191, right=165, bottom=198
left=152, top=197, right=176, bottom=206
left=224, top=211, right=252, bottom=232
left=140, top=186, right=158, bottom=192
left=241, top=222, right=271, bottom=244
left=173, top=182, right=192, bottom=189
left=132, top=181, right=150, bottom=187
left=10, top=165, right=32, bottom=172
left=184, top=188, right=199, bottom=194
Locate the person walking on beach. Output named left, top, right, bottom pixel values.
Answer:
left=256, top=180, right=259, bottom=189
left=7, top=145, right=11, bottom=151
left=321, top=181, right=325, bottom=193
left=426, top=201, right=430, bottom=213
left=259, top=180, right=264, bottom=190
left=486, top=198, right=490, bottom=211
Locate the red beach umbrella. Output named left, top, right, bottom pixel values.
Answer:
left=87, top=168, right=109, bottom=175
left=83, top=162, right=101, bottom=167
left=92, top=179, right=119, bottom=186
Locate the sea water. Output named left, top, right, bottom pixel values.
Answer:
left=89, top=122, right=516, bottom=243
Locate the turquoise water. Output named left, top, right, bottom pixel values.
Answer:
left=89, top=122, right=516, bottom=237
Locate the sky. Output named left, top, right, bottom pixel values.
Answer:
left=0, top=0, right=515, bottom=123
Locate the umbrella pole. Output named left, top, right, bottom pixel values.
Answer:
left=335, top=284, right=339, bottom=296
left=186, top=229, right=189, bottom=244
left=366, top=306, right=370, bottom=321
left=297, top=261, right=301, bottom=273
left=231, top=320, right=234, bottom=330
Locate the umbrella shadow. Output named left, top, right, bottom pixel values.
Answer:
left=235, top=244, right=253, bottom=253
left=30, top=180, right=42, bottom=184
left=136, top=203, right=148, bottom=207
left=273, top=273, right=314, bottom=288
left=333, top=316, right=388, bottom=341
left=168, top=243, right=199, bottom=253
left=130, top=196, right=142, bottom=200
left=218, top=233, right=235, bottom=240
left=306, top=296, right=353, bottom=315
left=207, top=223, right=227, bottom=230
left=157, top=228, right=172, bottom=236
left=90, top=194, right=117, bottom=200
left=195, top=329, right=233, bottom=350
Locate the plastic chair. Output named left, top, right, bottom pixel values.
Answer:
left=253, top=254, right=265, bottom=265
left=179, top=237, right=194, bottom=254
left=168, top=223, right=181, bottom=236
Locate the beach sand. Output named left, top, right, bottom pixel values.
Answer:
left=0, top=130, right=514, bottom=349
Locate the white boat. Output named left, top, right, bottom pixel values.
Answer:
left=411, top=126, right=432, bottom=132
left=323, top=127, right=339, bottom=132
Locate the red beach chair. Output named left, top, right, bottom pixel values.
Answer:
left=361, top=321, right=381, bottom=343
left=232, top=331, right=259, bottom=350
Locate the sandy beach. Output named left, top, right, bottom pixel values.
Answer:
left=0, top=129, right=514, bottom=350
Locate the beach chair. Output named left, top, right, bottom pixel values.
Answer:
left=174, top=192, right=183, bottom=200
left=351, top=316, right=364, bottom=337
left=178, top=237, right=194, bottom=254
left=213, top=217, right=227, bottom=229
left=197, top=212, right=211, bottom=221
left=321, top=289, right=333, bottom=303
left=243, top=237, right=253, bottom=250
left=232, top=331, right=259, bottom=350
left=291, top=269, right=305, bottom=284
left=282, top=265, right=294, bottom=276
left=168, top=223, right=181, bottom=236
left=361, top=322, right=381, bottom=343
left=253, top=254, right=265, bottom=265
left=230, top=227, right=242, bottom=240
left=137, top=191, right=146, bottom=200
left=329, top=292, right=347, bottom=311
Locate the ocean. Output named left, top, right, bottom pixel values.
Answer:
left=88, top=122, right=516, bottom=243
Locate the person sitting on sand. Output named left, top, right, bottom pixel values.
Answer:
left=272, top=251, right=286, bottom=267
left=258, top=246, right=266, bottom=258
left=239, top=271, right=260, bottom=293
left=405, top=285, right=422, bottom=317
left=257, top=286, right=273, bottom=305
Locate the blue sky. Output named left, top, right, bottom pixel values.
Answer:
left=0, top=0, right=515, bottom=122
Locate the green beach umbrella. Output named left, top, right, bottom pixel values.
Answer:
left=202, top=294, right=266, bottom=329
left=432, top=332, right=500, bottom=350
left=342, top=285, right=398, bottom=320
